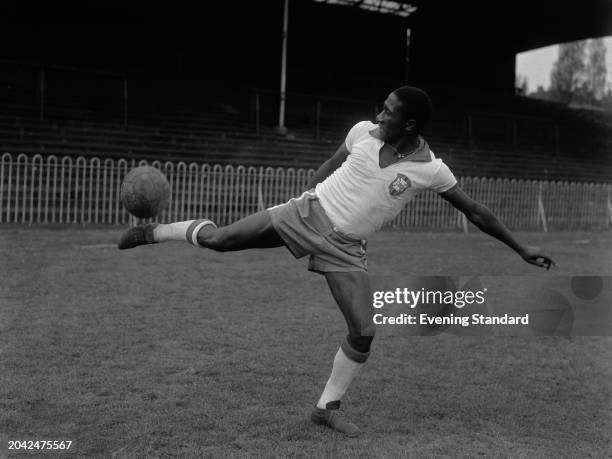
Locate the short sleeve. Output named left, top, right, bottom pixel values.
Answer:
left=345, top=121, right=373, bottom=152
left=430, top=161, right=457, bottom=193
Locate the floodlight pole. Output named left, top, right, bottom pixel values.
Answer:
left=278, top=0, right=289, bottom=132
left=40, top=66, right=45, bottom=121
left=405, top=28, right=411, bottom=81
left=123, top=78, right=128, bottom=127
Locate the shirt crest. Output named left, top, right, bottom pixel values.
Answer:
left=388, top=173, right=412, bottom=196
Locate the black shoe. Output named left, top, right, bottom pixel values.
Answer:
left=118, top=223, right=158, bottom=250
left=310, top=401, right=361, bottom=437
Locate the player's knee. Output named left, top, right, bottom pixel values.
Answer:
left=348, top=335, right=374, bottom=354
left=345, top=319, right=376, bottom=354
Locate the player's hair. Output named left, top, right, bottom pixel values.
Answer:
left=392, top=86, right=433, bottom=133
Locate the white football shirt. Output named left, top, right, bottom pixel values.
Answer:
left=315, top=121, right=457, bottom=239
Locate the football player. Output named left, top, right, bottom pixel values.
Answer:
left=118, top=86, right=555, bottom=436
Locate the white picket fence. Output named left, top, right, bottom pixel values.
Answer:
left=1, top=153, right=611, bottom=230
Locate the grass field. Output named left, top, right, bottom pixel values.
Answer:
left=1, top=227, right=611, bottom=458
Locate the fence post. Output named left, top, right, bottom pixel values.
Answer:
left=467, top=114, right=473, bottom=150
left=123, top=78, right=128, bottom=127
left=315, top=99, right=321, bottom=139
left=461, top=213, right=469, bottom=233
left=0, top=155, right=5, bottom=223
left=255, top=93, right=261, bottom=136
left=554, top=123, right=560, bottom=159
left=277, top=0, right=289, bottom=131
left=40, top=67, right=45, bottom=121
left=537, top=181, right=548, bottom=232
left=257, top=167, right=265, bottom=211
left=459, top=176, right=469, bottom=232
left=607, top=185, right=612, bottom=228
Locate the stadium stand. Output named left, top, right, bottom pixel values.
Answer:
left=0, top=69, right=610, bottom=183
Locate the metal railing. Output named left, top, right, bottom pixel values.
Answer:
left=1, top=153, right=610, bottom=230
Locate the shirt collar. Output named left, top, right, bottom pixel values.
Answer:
left=398, top=137, right=431, bottom=162
left=369, top=128, right=432, bottom=162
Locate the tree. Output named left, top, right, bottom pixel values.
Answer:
left=585, top=38, right=607, bottom=102
left=515, top=73, right=529, bottom=95
left=550, top=41, right=586, bottom=105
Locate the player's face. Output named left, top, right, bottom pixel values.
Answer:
left=375, top=93, right=413, bottom=142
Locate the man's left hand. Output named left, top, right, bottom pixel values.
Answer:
left=520, top=246, right=556, bottom=270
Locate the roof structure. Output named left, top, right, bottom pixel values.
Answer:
left=1, top=0, right=610, bottom=94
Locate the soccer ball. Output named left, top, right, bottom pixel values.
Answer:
left=120, top=166, right=170, bottom=218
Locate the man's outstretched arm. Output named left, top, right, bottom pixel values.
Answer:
left=305, top=142, right=350, bottom=190
left=439, top=185, right=556, bottom=269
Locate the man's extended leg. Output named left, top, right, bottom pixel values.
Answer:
left=118, top=210, right=285, bottom=251
left=311, top=271, right=375, bottom=437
